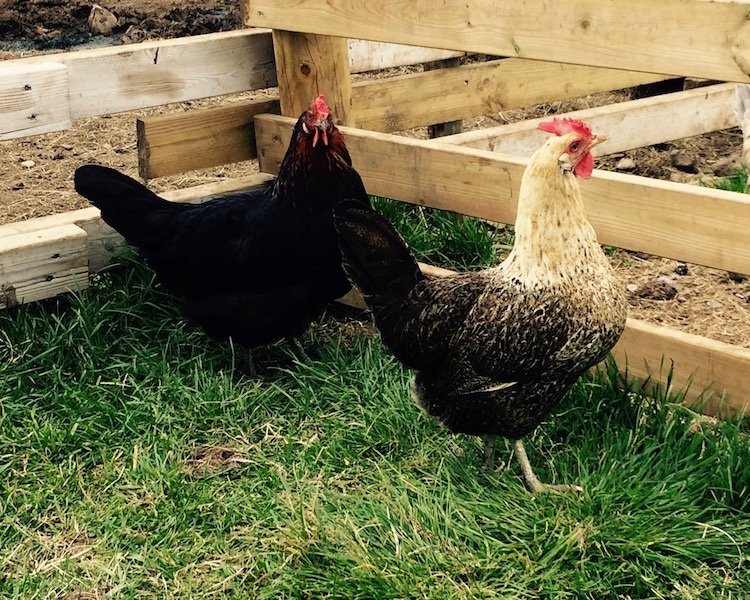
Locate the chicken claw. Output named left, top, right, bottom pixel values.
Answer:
left=513, top=439, right=583, bottom=494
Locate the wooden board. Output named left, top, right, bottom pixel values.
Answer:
left=0, top=62, right=71, bottom=141
left=354, top=58, right=665, bottom=132
left=440, top=83, right=738, bottom=155
left=0, top=224, right=88, bottom=309
left=347, top=40, right=462, bottom=72
left=272, top=30, right=355, bottom=125
left=613, top=318, right=750, bottom=417
left=243, top=0, right=750, bottom=83
left=10, top=30, right=277, bottom=119
left=136, top=59, right=666, bottom=178
left=137, top=98, right=281, bottom=179
left=255, top=114, right=750, bottom=276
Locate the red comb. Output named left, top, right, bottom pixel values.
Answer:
left=538, top=117, right=592, bottom=138
left=313, top=95, right=330, bottom=118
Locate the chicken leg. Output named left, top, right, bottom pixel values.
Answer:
left=239, top=345, right=256, bottom=378
left=289, top=337, right=312, bottom=364
left=482, top=435, right=497, bottom=471
left=513, top=439, right=583, bottom=494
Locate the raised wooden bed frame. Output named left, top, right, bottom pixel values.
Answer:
left=2, top=0, right=750, bottom=416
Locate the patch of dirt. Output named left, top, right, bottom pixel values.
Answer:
left=0, top=0, right=242, bottom=52
left=1, top=0, right=748, bottom=351
left=184, top=446, right=250, bottom=479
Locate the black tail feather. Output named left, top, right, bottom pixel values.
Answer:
left=333, top=200, right=423, bottom=300
left=74, top=164, right=174, bottom=248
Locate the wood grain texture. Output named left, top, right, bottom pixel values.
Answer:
left=440, top=83, right=737, bottom=156
left=272, top=30, right=355, bottom=125
left=243, top=0, right=750, bottom=83
left=137, top=98, right=281, bottom=179
left=612, top=317, right=750, bottom=417
left=352, top=58, right=665, bottom=132
left=0, top=62, right=71, bottom=140
left=7, top=30, right=277, bottom=119
left=347, top=40, right=463, bottom=72
left=135, top=58, right=667, bottom=178
left=0, top=224, right=88, bottom=309
left=255, top=114, right=750, bottom=276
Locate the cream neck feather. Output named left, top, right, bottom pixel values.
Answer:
left=499, top=135, right=611, bottom=286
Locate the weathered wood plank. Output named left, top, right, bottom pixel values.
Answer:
left=0, top=62, right=71, bottom=141
left=137, top=98, right=281, bottom=179
left=243, top=0, right=750, bottom=83
left=424, top=57, right=464, bottom=138
left=348, top=40, right=463, bottom=72
left=10, top=30, right=277, bottom=119
left=613, top=317, right=750, bottom=418
left=272, top=30, right=355, bottom=125
left=440, top=83, right=737, bottom=156
left=0, top=224, right=88, bottom=309
left=136, top=58, right=667, bottom=177
left=255, top=114, right=750, bottom=276
left=353, top=58, right=665, bottom=132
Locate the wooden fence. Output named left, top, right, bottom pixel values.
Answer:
left=2, top=0, right=750, bottom=415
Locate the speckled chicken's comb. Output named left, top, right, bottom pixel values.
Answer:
left=538, top=117, right=592, bottom=138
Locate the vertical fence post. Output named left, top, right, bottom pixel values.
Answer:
left=271, top=30, right=355, bottom=127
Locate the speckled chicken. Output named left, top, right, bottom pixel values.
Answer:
left=75, top=96, right=367, bottom=373
left=334, top=118, right=627, bottom=493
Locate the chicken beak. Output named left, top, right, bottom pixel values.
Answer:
left=312, top=120, right=329, bottom=147
left=589, top=133, right=608, bottom=149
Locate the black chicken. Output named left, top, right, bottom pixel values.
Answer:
left=334, top=118, right=627, bottom=493
left=75, top=96, right=368, bottom=373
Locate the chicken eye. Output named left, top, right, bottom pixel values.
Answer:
left=570, top=141, right=581, bottom=152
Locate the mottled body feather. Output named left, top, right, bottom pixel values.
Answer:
left=335, top=128, right=627, bottom=442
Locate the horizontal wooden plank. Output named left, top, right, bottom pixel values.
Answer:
left=255, top=114, right=750, bottom=276
left=0, top=62, right=71, bottom=141
left=243, top=0, right=750, bottom=83
left=353, top=58, right=665, bottom=132
left=9, top=30, right=276, bottom=119
left=66, top=30, right=276, bottom=119
left=348, top=40, right=463, bottom=72
left=136, top=58, right=666, bottom=177
left=613, top=317, right=750, bottom=418
left=0, top=224, right=88, bottom=309
left=137, top=98, right=280, bottom=179
left=0, top=31, right=481, bottom=129
left=442, top=83, right=737, bottom=156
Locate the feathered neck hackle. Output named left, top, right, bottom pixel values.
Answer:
left=502, top=132, right=608, bottom=285
left=270, top=106, right=353, bottom=209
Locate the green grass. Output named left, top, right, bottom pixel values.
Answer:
left=370, top=197, right=509, bottom=270
left=705, top=166, right=748, bottom=194
left=1, top=252, right=748, bottom=597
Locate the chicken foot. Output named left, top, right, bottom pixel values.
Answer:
left=512, top=439, right=583, bottom=494
left=288, top=337, right=312, bottom=365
